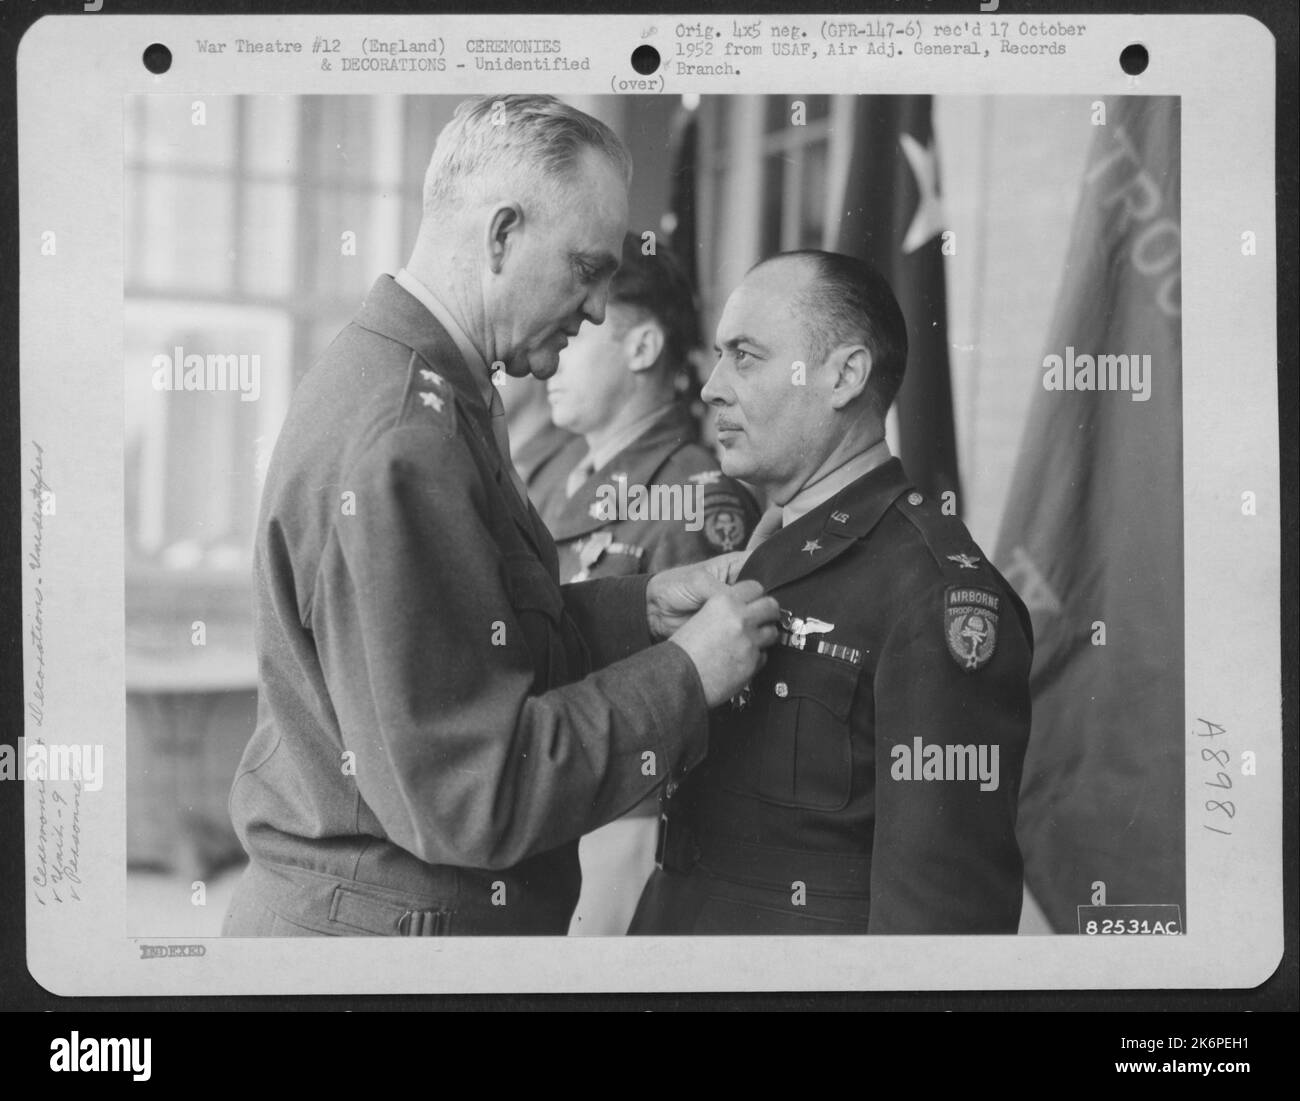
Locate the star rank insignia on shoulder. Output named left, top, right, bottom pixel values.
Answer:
left=418, top=368, right=446, bottom=388
left=944, top=585, right=1000, bottom=672
left=419, top=391, right=445, bottom=413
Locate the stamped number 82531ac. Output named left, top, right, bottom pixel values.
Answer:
left=1084, top=918, right=1180, bottom=935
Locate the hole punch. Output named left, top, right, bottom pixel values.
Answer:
left=142, top=43, right=172, bottom=75
left=1119, top=43, right=1148, bottom=76
left=631, top=44, right=660, bottom=75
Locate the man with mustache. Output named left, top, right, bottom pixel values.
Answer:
left=223, top=95, right=779, bottom=937
left=630, top=250, right=1034, bottom=934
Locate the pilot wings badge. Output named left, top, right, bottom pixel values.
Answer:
left=778, top=609, right=835, bottom=650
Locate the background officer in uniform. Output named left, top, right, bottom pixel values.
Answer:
left=630, top=250, right=1034, bottom=935
left=532, top=235, right=757, bottom=581
left=222, top=95, right=779, bottom=937
left=527, top=234, right=759, bottom=933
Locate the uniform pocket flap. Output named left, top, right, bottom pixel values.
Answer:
left=769, top=648, right=859, bottom=721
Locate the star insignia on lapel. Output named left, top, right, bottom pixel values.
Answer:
left=689, top=470, right=723, bottom=486
left=801, top=539, right=822, bottom=555
left=418, top=369, right=445, bottom=388
left=419, top=392, right=444, bottom=412
left=947, top=553, right=981, bottom=570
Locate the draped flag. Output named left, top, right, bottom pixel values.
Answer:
left=994, top=97, right=1184, bottom=931
left=836, top=95, right=960, bottom=504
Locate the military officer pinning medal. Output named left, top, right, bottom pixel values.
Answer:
left=222, top=95, right=779, bottom=939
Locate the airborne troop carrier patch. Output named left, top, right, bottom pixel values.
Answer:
left=944, top=586, right=1000, bottom=672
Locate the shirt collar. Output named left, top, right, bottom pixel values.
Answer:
left=582, top=400, right=679, bottom=474
left=395, top=268, right=495, bottom=409
left=781, top=438, right=893, bottom=528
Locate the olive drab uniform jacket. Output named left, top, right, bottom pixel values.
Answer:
left=527, top=402, right=759, bottom=584
left=225, top=276, right=709, bottom=936
left=630, top=458, right=1034, bottom=935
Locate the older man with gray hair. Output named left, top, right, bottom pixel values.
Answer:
left=223, top=95, right=778, bottom=937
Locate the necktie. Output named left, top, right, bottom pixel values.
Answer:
left=565, top=454, right=596, bottom=499
left=487, top=379, right=532, bottom=508
left=746, top=506, right=784, bottom=551
left=722, top=505, right=784, bottom=580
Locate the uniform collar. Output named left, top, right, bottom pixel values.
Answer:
left=353, top=275, right=486, bottom=420
left=540, top=402, right=701, bottom=540
left=585, top=400, right=679, bottom=475
left=740, top=457, right=914, bottom=594
left=394, top=267, right=496, bottom=411
left=780, top=439, right=892, bottom=528
left=514, top=420, right=578, bottom=488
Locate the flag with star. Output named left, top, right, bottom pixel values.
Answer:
left=994, top=97, right=1184, bottom=931
left=835, top=96, right=959, bottom=505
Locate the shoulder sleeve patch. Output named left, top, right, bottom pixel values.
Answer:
left=703, top=503, right=750, bottom=552
left=699, top=475, right=758, bottom=552
left=944, top=585, right=1000, bottom=672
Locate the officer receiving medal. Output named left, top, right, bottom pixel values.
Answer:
left=630, top=250, right=1035, bottom=935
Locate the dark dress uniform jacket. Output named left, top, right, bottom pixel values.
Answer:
left=225, top=276, right=708, bottom=936
left=528, top=402, right=758, bottom=583
left=631, top=458, right=1034, bottom=935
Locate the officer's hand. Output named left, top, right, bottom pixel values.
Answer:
left=666, top=581, right=781, bottom=708
left=646, top=561, right=730, bottom=640
left=702, top=550, right=749, bottom=585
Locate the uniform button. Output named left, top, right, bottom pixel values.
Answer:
left=774, top=681, right=789, bottom=698
left=908, top=492, right=923, bottom=506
